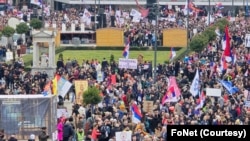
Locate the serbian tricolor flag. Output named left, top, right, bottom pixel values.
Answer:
left=122, top=38, right=130, bottom=59
left=195, top=91, right=205, bottom=110
left=223, top=26, right=233, bottom=62
left=169, top=47, right=176, bottom=61
left=220, top=55, right=227, bottom=71
left=215, top=2, right=224, bottom=9
left=162, top=76, right=181, bottom=104
left=131, top=104, right=142, bottom=124
left=52, top=74, right=61, bottom=95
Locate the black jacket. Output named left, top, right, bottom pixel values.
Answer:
left=38, top=131, right=49, bottom=141
left=8, top=137, right=17, bottom=141
left=63, top=124, right=74, bottom=138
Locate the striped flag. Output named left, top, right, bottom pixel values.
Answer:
left=42, top=81, right=52, bottom=96
left=52, top=74, right=61, bottom=95
left=122, top=38, right=130, bottom=59
left=131, top=103, right=142, bottom=124
left=195, top=91, right=205, bottom=110
left=161, top=76, right=181, bottom=104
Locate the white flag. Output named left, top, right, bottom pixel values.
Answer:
left=189, top=69, right=200, bottom=97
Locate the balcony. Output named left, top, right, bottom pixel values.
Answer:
left=54, top=0, right=246, bottom=6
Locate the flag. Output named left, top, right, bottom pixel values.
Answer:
left=161, top=76, right=181, bottom=104
left=244, top=69, right=248, bottom=76
left=189, top=69, right=200, bottom=97
left=30, top=0, right=42, bottom=7
left=195, top=91, right=205, bottom=110
left=218, top=80, right=239, bottom=95
left=169, top=47, right=176, bottom=60
left=42, top=81, right=52, bottom=96
left=220, top=55, right=227, bottom=71
left=52, top=74, right=60, bottom=95
left=215, top=3, right=224, bottom=9
left=223, top=26, right=233, bottom=62
left=134, top=0, right=149, bottom=18
left=123, top=38, right=130, bottom=59
left=161, top=86, right=175, bottom=104
left=131, top=104, right=142, bottom=124
left=57, top=77, right=73, bottom=97
left=221, top=33, right=226, bottom=50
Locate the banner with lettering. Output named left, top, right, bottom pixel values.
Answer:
left=75, top=80, right=88, bottom=104
left=118, top=58, right=138, bottom=69
left=115, top=131, right=132, bottom=141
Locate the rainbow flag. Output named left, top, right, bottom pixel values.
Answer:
left=42, top=81, right=52, bottom=96
left=52, top=74, right=61, bottom=95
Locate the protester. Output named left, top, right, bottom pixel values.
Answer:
left=1, top=2, right=250, bottom=141
left=38, top=127, right=49, bottom=141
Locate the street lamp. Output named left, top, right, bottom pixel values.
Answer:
left=186, top=0, right=190, bottom=53
left=153, top=2, right=159, bottom=83
left=208, top=0, right=211, bottom=25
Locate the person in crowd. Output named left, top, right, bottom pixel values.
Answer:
left=57, top=118, right=64, bottom=141
left=28, top=134, right=35, bottom=141
left=38, top=127, right=49, bottom=141
left=63, top=120, right=74, bottom=141
left=8, top=135, right=17, bottom=141
left=76, top=127, right=84, bottom=141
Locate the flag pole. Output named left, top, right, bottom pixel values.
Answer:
left=186, top=0, right=190, bottom=54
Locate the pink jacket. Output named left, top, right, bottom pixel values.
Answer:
left=57, top=122, right=64, bottom=141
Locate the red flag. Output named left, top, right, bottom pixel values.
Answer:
left=134, top=0, right=149, bottom=18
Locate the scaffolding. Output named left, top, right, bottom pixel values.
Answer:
left=0, top=95, right=57, bottom=140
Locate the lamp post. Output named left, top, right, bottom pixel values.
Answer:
left=208, top=0, right=211, bottom=25
left=153, top=2, right=159, bottom=83
left=232, top=0, right=235, bottom=17
left=186, top=0, right=190, bottom=53
left=94, top=0, right=97, bottom=30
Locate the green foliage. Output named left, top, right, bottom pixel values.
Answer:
left=58, top=53, right=63, bottom=61
left=110, top=54, right=114, bottom=63
left=0, top=32, right=2, bottom=38
left=30, top=19, right=43, bottom=29
left=2, top=26, right=15, bottom=37
left=189, top=18, right=229, bottom=52
left=83, top=86, right=102, bottom=105
left=203, top=27, right=217, bottom=41
left=16, top=23, right=30, bottom=34
left=190, top=34, right=209, bottom=52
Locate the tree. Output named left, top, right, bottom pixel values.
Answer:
left=190, top=34, right=208, bottom=52
left=2, top=26, right=15, bottom=38
left=30, top=19, right=43, bottom=29
left=16, top=23, right=29, bottom=34
left=203, top=27, right=217, bottom=41
left=83, top=86, right=102, bottom=105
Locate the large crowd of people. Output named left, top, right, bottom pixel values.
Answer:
left=0, top=3, right=250, bottom=141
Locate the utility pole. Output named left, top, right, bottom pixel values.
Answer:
left=208, top=0, right=211, bottom=25
left=94, top=0, right=97, bottom=30
left=232, top=0, right=235, bottom=17
left=153, top=1, right=159, bottom=83
left=186, top=0, right=189, bottom=52
left=42, top=3, right=45, bottom=28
